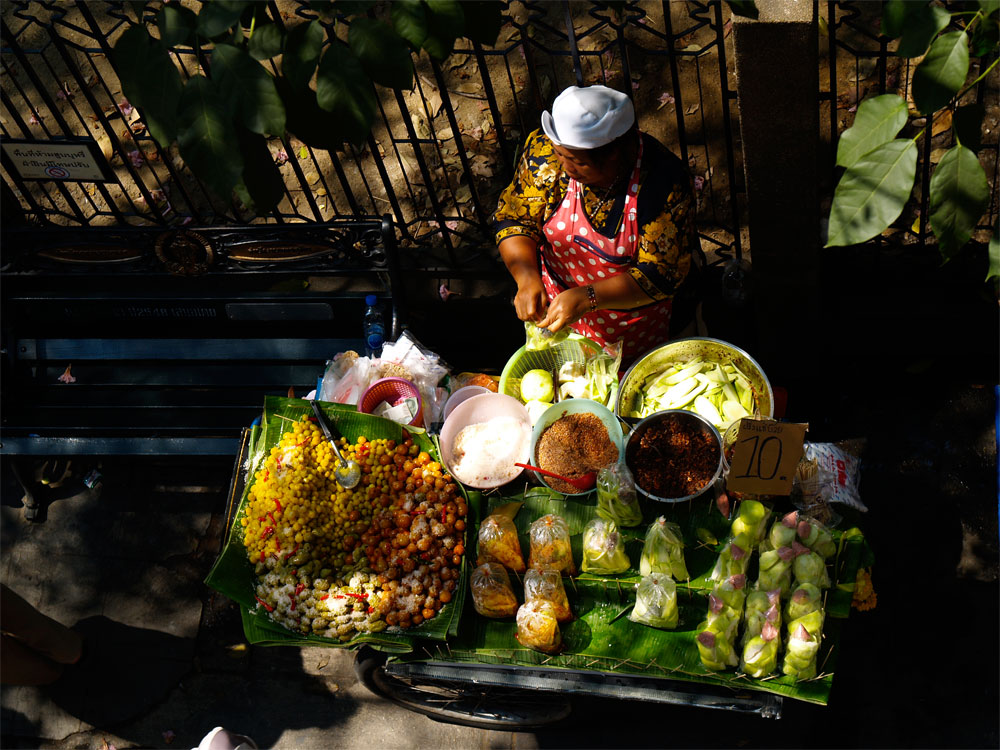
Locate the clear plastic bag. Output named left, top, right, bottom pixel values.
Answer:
left=791, top=549, right=831, bottom=589
left=380, top=331, right=451, bottom=429
left=527, top=514, right=575, bottom=575
left=581, top=517, right=630, bottom=575
left=582, top=341, right=623, bottom=408
left=784, top=582, right=823, bottom=622
left=740, top=624, right=780, bottom=678
left=639, top=516, right=689, bottom=580
left=696, top=619, right=739, bottom=671
left=705, top=574, right=747, bottom=643
left=596, top=461, right=642, bottom=528
left=782, top=608, right=825, bottom=681
left=629, top=574, right=678, bottom=629
left=755, top=546, right=794, bottom=597
left=470, top=562, right=519, bottom=618
left=320, top=352, right=376, bottom=406
left=476, top=515, right=526, bottom=573
left=742, top=589, right=781, bottom=646
left=793, top=441, right=866, bottom=517
left=515, top=599, right=562, bottom=653
left=729, top=498, right=771, bottom=550
left=524, top=321, right=570, bottom=351
left=523, top=567, right=572, bottom=622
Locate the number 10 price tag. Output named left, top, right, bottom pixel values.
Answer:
left=726, top=419, right=808, bottom=496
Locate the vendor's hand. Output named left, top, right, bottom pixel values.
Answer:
left=537, top=286, right=591, bottom=332
left=514, top=277, right=548, bottom=323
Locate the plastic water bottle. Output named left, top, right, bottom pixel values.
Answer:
left=363, top=294, right=385, bottom=358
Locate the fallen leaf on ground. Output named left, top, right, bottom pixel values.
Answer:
left=685, top=103, right=700, bottom=115
left=931, top=109, right=953, bottom=138
left=656, top=91, right=675, bottom=110
left=316, top=656, right=330, bottom=670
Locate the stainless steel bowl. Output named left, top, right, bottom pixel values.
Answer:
left=625, top=409, right=723, bottom=503
left=615, top=337, right=774, bottom=423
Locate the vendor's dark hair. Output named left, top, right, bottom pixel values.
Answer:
left=588, top=124, right=638, bottom=166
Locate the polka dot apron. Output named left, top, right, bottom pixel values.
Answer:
left=540, top=138, right=673, bottom=360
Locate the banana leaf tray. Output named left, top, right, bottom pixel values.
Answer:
left=207, top=396, right=871, bottom=710
left=385, top=487, right=871, bottom=709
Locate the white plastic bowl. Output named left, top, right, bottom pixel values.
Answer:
left=442, top=385, right=492, bottom=422
left=530, top=398, right=625, bottom=497
left=440, top=393, right=532, bottom=489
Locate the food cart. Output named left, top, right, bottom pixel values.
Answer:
left=206, top=335, right=872, bottom=728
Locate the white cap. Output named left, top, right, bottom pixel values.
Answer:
left=541, top=85, right=635, bottom=150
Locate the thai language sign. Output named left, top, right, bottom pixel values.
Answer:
left=2, top=139, right=110, bottom=182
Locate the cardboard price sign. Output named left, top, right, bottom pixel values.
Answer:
left=726, top=419, right=807, bottom=495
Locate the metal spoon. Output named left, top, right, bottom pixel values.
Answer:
left=515, top=462, right=597, bottom=492
left=309, top=400, right=362, bottom=489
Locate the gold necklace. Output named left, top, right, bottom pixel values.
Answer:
left=590, top=171, right=626, bottom=224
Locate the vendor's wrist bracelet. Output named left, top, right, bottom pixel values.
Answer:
left=586, top=284, right=597, bottom=312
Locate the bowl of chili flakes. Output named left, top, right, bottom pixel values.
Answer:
left=625, top=409, right=723, bottom=503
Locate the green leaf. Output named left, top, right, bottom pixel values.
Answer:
left=460, top=1, right=505, bottom=45
left=275, top=76, right=347, bottom=151
left=282, top=20, right=325, bottom=91
left=987, top=227, right=1000, bottom=282
left=196, top=0, right=248, bottom=39
left=953, top=103, right=985, bottom=151
left=895, top=4, right=950, bottom=57
left=423, top=0, right=463, bottom=59
left=391, top=0, right=428, bottom=49
left=111, top=25, right=182, bottom=147
left=979, top=0, right=1000, bottom=17
left=928, top=144, right=990, bottom=258
left=826, top=139, right=918, bottom=247
left=334, top=0, right=376, bottom=15
left=970, top=15, right=1000, bottom=56
left=725, top=0, right=759, bottom=20
left=880, top=0, right=909, bottom=39
left=211, top=44, right=286, bottom=136
left=248, top=22, right=284, bottom=60
left=176, top=75, right=243, bottom=199
left=315, top=42, right=376, bottom=145
left=156, top=4, right=196, bottom=48
left=835, top=94, right=908, bottom=169
left=912, top=31, right=970, bottom=115
left=236, top=127, right=285, bottom=214
left=348, top=18, right=413, bottom=90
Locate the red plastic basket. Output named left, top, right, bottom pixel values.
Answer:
left=359, top=377, right=423, bottom=426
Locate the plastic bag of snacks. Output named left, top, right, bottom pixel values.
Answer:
left=629, top=574, right=678, bottom=629
left=515, top=599, right=562, bottom=653
left=477, top=515, right=526, bottom=573
left=596, top=461, right=642, bottom=528
left=523, top=567, right=572, bottom=622
left=639, top=516, right=689, bottom=580
left=524, top=321, right=570, bottom=351
left=581, top=517, right=631, bottom=575
left=793, top=441, right=866, bottom=518
left=528, top=514, right=575, bottom=575
left=470, top=562, right=518, bottom=618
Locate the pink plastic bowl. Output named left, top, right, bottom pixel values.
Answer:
left=359, top=377, right=423, bottom=426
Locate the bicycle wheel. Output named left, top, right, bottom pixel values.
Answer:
left=354, top=647, right=572, bottom=731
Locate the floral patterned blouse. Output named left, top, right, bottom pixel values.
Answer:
left=493, top=128, right=696, bottom=302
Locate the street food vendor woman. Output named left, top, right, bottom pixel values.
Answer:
left=494, top=84, right=699, bottom=361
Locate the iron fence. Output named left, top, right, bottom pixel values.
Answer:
left=0, top=0, right=744, bottom=275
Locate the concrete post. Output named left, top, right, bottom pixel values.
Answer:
left=732, top=0, right=820, bottom=385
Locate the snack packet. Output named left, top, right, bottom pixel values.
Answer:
left=515, top=600, right=562, bottom=653
left=470, top=562, right=518, bottom=618
left=528, top=514, right=575, bottom=575
left=639, top=516, right=689, bottom=580
left=596, top=461, right=642, bottom=528
left=477, top=514, right=526, bottom=573
left=523, top=567, right=572, bottom=622
left=793, top=441, right=866, bottom=516
left=525, top=321, right=569, bottom=351
left=629, top=574, right=678, bottom=629
left=581, top=517, right=631, bottom=575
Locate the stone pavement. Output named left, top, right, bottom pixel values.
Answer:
left=1, top=382, right=997, bottom=750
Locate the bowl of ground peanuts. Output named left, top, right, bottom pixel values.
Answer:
left=529, top=399, right=625, bottom=496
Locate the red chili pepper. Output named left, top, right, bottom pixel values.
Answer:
left=267, top=511, right=277, bottom=526
left=295, top=583, right=306, bottom=596
left=254, top=596, right=274, bottom=613
left=289, top=543, right=300, bottom=558
left=345, top=592, right=368, bottom=600
left=275, top=537, right=282, bottom=552
left=291, top=569, right=297, bottom=576
left=263, top=470, right=270, bottom=483
left=290, top=599, right=296, bottom=611
left=440, top=508, right=447, bottom=523
left=274, top=498, right=282, bottom=512
left=334, top=595, right=346, bottom=600
left=319, top=594, right=329, bottom=601
left=258, top=515, right=265, bottom=523
left=367, top=606, right=375, bottom=614
left=410, top=509, right=425, bottom=516
left=262, top=526, right=275, bottom=540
